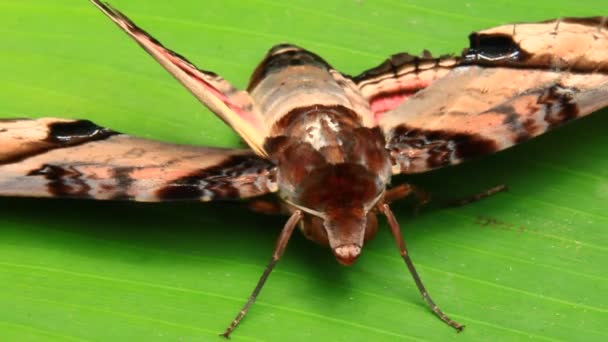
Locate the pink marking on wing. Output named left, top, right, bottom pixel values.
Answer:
left=163, top=51, right=264, bottom=131
left=369, top=80, right=430, bottom=123
left=371, top=94, right=411, bottom=116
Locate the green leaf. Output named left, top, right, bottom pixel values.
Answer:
left=0, top=0, right=606, bottom=341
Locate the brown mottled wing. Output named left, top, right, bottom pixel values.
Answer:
left=353, top=52, right=459, bottom=123
left=0, top=118, right=277, bottom=201
left=380, top=17, right=608, bottom=174
left=90, top=0, right=268, bottom=156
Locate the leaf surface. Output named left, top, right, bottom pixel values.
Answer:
left=0, top=1, right=606, bottom=341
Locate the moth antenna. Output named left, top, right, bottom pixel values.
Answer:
left=379, top=203, right=465, bottom=332
left=221, top=210, right=303, bottom=338
left=553, top=18, right=562, bottom=33
left=599, top=17, right=607, bottom=32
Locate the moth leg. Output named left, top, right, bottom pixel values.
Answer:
left=449, top=184, right=507, bottom=207
left=248, top=199, right=284, bottom=215
left=384, top=184, right=414, bottom=203
left=385, top=183, right=431, bottom=214
left=379, top=203, right=465, bottom=332
left=221, top=210, right=303, bottom=338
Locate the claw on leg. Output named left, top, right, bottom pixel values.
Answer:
left=379, top=203, right=465, bottom=332
left=221, top=210, right=302, bottom=338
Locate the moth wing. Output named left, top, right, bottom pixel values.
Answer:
left=353, top=52, right=459, bottom=123
left=0, top=118, right=277, bottom=201
left=379, top=17, right=608, bottom=174
left=90, top=0, right=268, bottom=156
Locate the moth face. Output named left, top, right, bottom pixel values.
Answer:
left=291, top=163, right=386, bottom=265
left=299, top=206, right=380, bottom=266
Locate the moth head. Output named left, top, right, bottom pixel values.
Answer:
left=288, top=163, right=387, bottom=265
left=293, top=198, right=382, bottom=266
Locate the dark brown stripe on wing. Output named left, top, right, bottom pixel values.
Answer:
left=387, top=82, right=585, bottom=173
left=538, top=84, right=581, bottom=128
left=0, top=120, right=118, bottom=165
left=156, top=155, right=275, bottom=201
left=354, top=52, right=458, bottom=85
left=108, top=167, right=137, bottom=200
left=27, top=164, right=92, bottom=198
left=387, top=124, right=499, bottom=170
left=491, top=84, right=582, bottom=144
left=354, top=53, right=417, bottom=83
left=248, top=44, right=333, bottom=91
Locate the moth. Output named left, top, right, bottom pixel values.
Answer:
left=1, top=0, right=606, bottom=337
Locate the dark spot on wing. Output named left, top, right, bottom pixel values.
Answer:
left=46, top=120, right=117, bottom=144
left=463, top=33, right=531, bottom=64
left=0, top=120, right=118, bottom=166
left=462, top=24, right=607, bottom=73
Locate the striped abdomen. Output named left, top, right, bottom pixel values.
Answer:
left=248, top=44, right=374, bottom=134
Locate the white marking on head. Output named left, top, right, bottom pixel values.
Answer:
left=325, top=116, right=340, bottom=132
left=302, top=114, right=343, bottom=150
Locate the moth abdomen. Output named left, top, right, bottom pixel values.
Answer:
left=249, top=46, right=374, bottom=131
left=248, top=44, right=333, bottom=91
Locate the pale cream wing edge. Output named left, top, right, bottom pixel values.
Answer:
left=0, top=118, right=277, bottom=201
left=90, top=0, right=268, bottom=156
